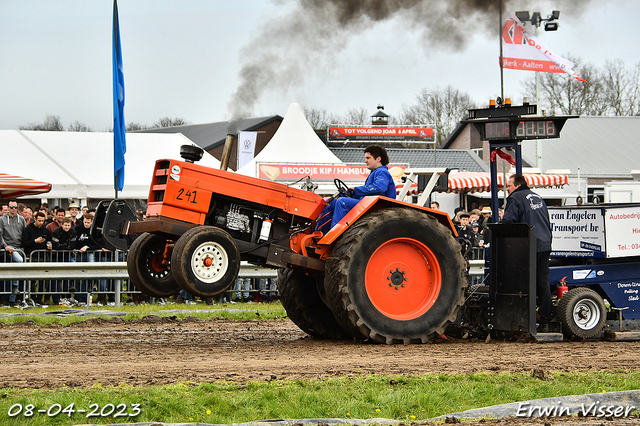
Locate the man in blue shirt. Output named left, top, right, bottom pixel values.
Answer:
left=317, top=145, right=396, bottom=234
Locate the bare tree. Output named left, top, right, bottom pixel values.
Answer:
left=303, top=107, right=340, bottom=130
left=339, top=107, right=371, bottom=125
left=68, top=120, right=93, bottom=132
left=126, top=122, right=149, bottom=131
left=19, top=115, right=64, bottom=131
left=520, top=56, right=640, bottom=116
left=603, top=59, right=640, bottom=116
left=400, top=86, right=476, bottom=147
left=153, top=117, right=191, bottom=128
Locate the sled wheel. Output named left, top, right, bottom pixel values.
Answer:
left=171, top=226, right=240, bottom=298
left=127, top=232, right=180, bottom=297
left=556, top=287, right=606, bottom=340
left=278, top=268, right=350, bottom=340
left=324, top=207, right=467, bottom=344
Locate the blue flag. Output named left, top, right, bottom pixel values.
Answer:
left=112, top=0, right=126, bottom=192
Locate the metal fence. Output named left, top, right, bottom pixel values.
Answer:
left=0, top=249, right=279, bottom=306
left=1, top=249, right=130, bottom=306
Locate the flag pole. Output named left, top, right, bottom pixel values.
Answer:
left=499, top=0, right=504, bottom=102
left=113, top=0, right=126, bottom=199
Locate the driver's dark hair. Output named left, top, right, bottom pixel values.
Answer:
left=510, top=173, right=527, bottom=187
left=364, top=144, right=389, bottom=166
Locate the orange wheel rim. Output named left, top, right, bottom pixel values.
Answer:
left=150, top=254, right=165, bottom=272
left=365, top=237, right=441, bottom=320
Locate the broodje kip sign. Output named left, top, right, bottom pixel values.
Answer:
left=258, top=163, right=406, bottom=182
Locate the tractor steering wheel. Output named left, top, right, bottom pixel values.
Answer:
left=333, top=178, right=353, bottom=198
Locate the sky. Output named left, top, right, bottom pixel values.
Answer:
left=1, top=0, right=639, bottom=131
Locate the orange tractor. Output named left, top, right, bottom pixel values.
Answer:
left=93, top=146, right=466, bottom=344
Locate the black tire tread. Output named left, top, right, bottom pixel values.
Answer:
left=324, top=207, right=467, bottom=344
left=172, top=226, right=240, bottom=298
left=127, top=232, right=180, bottom=297
left=278, top=268, right=349, bottom=340
left=556, top=287, right=606, bottom=340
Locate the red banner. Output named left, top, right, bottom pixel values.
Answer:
left=257, top=163, right=407, bottom=182
left=501, top=57, right=566, bottom=73
left=328, top=127, right=434, bottom=141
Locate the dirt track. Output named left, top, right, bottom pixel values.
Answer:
left=2, top=316, right=640, bottom=389
left=2, top=316, right=640, bottom=425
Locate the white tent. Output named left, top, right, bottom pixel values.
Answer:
left=0, top=130, right=220, bottom=201
left=237, top=103, right=343, bottom=177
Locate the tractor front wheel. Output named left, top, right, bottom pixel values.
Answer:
left=324, top=207, right=467, bottom=344
left=171, top=226, right=240, bottom=298
left=127, top=232, right=180, bottom=297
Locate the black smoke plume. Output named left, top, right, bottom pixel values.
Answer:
left=227, top=0, right=591, bottom=119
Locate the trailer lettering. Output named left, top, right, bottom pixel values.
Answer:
left=566, top=210, right=597, bottom=222
left=609, top=212, right=640, bottom=220
left=552, top=224, right=589, bottom=234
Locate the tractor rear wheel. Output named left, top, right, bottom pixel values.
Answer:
left=171, top=226, right=240, bottom=298
left=278, top=268, right=349, bottom=340
left=324, top=207, right=467, bottom=344
left=556, top=287, right=606, bottom=340
left=127, top=232, right=180, bottom=297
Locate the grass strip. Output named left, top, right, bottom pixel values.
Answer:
left=0, top=301, right=288, bottom=325
left=0, top=371, right=638, bottom=425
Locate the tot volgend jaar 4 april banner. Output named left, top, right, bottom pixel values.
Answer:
left=502, top=14, right=586, bottom=82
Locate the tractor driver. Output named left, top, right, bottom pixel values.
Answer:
left=316, top=144, right=396, bottom=234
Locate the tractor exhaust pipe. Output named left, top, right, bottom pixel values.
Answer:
left=220, top=123, right=238, bottom=171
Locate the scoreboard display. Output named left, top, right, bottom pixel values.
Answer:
left=483, top=119, right=560, bottom=141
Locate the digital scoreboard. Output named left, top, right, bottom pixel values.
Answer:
left=483, top=119, right=560, bottom=140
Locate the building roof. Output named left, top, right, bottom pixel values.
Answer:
left=330, top=148, right=489, bottom=172
left=138, top=115, right=282, bottom=151
left=520, top=116, right=640, bottom=178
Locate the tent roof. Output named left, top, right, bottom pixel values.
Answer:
left=1, top=130, right=220, bottom=200
left=0, top=173, right=52, bottom=200
left=237, top=103, right=343, bottom=177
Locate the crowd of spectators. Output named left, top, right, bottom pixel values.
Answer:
left=0, top=200, right=118, bottom=307
left=1, top=200, right=279, bottom=307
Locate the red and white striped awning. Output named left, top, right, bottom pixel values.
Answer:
left=0, top=173, right=52, bottom=199
left=397, top=172, right=568, bottom=196
left=448, top=172, right=568, bottom=193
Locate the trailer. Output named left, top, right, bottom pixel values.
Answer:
left=547, top=204, right=640, bottom=340
left=460, top=203, right=640, bottom=342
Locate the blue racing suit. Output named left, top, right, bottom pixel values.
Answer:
left=316, top=165, right=396, bottom=234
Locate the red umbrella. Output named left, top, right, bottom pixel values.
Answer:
left=0, top=173, right=52, bottom=199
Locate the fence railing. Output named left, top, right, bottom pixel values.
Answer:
left=0, top=249, right=279, bottom=306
